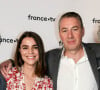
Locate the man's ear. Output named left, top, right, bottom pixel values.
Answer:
left=82, top=28, right=85, bottom=37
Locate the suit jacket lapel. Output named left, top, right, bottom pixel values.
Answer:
left=53, top=45, right=99, bottom=89
left=53, top=48, right=63, bottom=90
left=83, top=44, right=99, bottom=87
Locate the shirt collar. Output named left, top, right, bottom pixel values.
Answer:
left=61, top=46, right=88, bottom=63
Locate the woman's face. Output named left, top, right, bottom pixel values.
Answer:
left=19, top=37, right=39, bottom=67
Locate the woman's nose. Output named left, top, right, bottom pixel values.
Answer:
left=28, top=48, right=34, bottom=54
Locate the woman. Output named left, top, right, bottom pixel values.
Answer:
left=6, top=31, right=53, bottom=90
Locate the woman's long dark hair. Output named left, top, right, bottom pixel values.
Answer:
left=14, top=31, right=46, bottom=77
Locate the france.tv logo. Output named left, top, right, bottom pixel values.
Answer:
left=0, top=34, right=1, bottom=44
left=0, top=34, right=18, bottom=44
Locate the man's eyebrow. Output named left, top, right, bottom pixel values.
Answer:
left=61, top=27, right=68, bottom=30
left=72, top=26, right=79, bottom=28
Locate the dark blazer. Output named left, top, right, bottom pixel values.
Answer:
left=0, top=74, right=6, bottom=90
left=45, top=43, right=100, bottom=90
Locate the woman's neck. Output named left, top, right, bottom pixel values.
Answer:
left=22, top=64, right=37, bottom=90
left=22, top=64, right=36, bottom=77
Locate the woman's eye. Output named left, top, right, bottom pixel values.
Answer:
left=34, top=46, right=38, bottom=49
left=21, top=45, right=28, bottom=49
left=22, top=47, right=28, bottom=49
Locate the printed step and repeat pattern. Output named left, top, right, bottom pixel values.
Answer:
left=0, top=0, right=100, bottom=63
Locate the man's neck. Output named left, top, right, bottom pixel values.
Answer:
left=64, top=47, right=84, bottom=63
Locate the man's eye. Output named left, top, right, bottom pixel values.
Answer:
left=62, top=29, right=67, bottom=32
left=72, top=28, right=78, bottom=31
left=63, top=30, right=66, bottom=32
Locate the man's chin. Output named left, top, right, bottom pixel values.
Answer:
left=66, top=47, right=78, bottom=51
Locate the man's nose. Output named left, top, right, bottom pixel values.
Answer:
left=67, top=30, right=73, bottom=38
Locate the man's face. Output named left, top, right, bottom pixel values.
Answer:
left=59, top=17, right=84, bottom=51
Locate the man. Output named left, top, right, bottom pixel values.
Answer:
left=0, top=74, right=6, bottom=90
left=0, top=12, right=100, bottom=90
left=45, top=12, right=100, bottom=90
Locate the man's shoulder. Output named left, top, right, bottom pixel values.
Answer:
left=45, top=48, right=62, bottom=59
left=85, top=43, right=100, bottom=47
left=84, top=43, right=100, bottom=50
left=46, top=48, right=62, bottom=54
left=83, top=43, right=100, bottom=71
left=84, top=43, right=100, bottom=57
left=0, top=74, right=6, bottom=90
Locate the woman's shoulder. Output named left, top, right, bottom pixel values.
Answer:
left=36, top=75, right=53, bottom=84
left=39, top=75, right=53, bottom=85
left=35, top=75, right=53, bottom=89
left=6, top=67, right=19, bottom=80
left=43, top=75, right=52, bottom=81
left=8, top=67, right=18, bottom=74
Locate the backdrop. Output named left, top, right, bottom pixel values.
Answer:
left=0, top=0, right=100, bottom=63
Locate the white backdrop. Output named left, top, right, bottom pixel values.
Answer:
left=0, top=0, right=100, bottom=63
